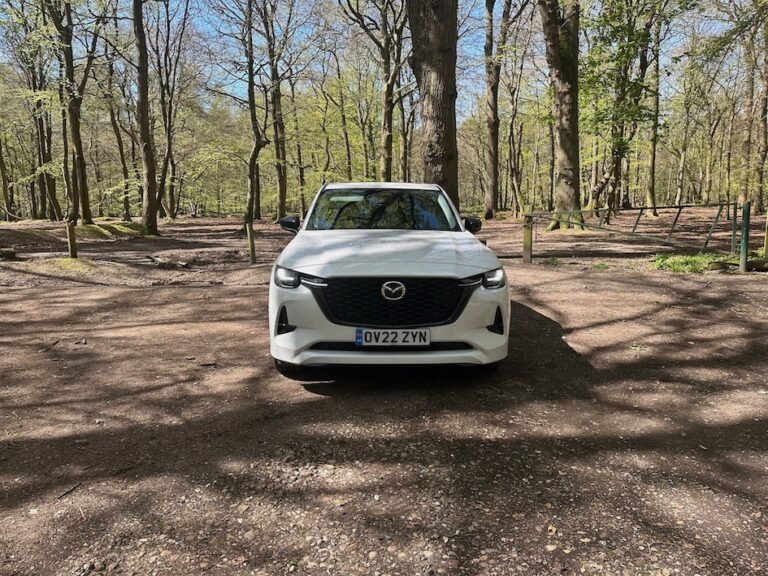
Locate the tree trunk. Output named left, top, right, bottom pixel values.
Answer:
left=537, top=0, right=582, bottom=229
left=333, top=53, right=353, bottom=180
left=36, top=109, right=61, bottom=220
left=108, top=104, right=131, bottom=221
left=483, top=0, right=521, bottom=219
left=739, top=36, right=756, bottom=209
left=133, top=0, right=160, bottom=235
left=271, top=74, right=288, bottom=219
left=57, top=56, right=75, bottom=220
left=406, top=0, right=460, bottom=208
left=62, top=12, right=92, bottom=223
left=168, top=158, right=178, bottom=218
left=245, top=0, right=266, bottom=224
left=397, top=88, right=409, bottom=181
left=483, top=0, right=500, bottom=219
left=359, top=112, right=371, bottom=180
left=35, top=114, right=49, bottom=219
left=380, top=68, right=395, bottom=181
left=755, top=21, right=767, bottom=215
left=28, top=180, right=36, bottom=220
left=0, top=139, right=13, bottom=221
left=646, top=18, right=661, bottom=215
left=548, top=121, right=555, bottom=212
left=289, top=79, right=306, bottom=214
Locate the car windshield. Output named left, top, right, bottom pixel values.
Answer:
left=305, top=188, right=460, bottom=231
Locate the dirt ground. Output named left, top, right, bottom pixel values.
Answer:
left=1, top=213, right=767, bottom=576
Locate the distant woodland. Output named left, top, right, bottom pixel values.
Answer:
left=0, top=0, right=766, bottom=229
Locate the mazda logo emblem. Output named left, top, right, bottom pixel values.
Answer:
left=381, top=281, right=406, bottom=301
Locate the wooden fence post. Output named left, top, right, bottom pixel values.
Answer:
left=522, top=205, right=533, bottom=264
left=246, top=221, right=256, bottom=264
left=739, top=202, right=750, bottom=273
left=66, top=221, right=78, bottom=259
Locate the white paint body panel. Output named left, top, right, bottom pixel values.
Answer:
left=268, top=183, right=510, bottom=366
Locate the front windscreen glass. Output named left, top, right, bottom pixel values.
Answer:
left=305, top=188, right=460, bottom=231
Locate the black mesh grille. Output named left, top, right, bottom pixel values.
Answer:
left=311, top=277, right=473, bottom=327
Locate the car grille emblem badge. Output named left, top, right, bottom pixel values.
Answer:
left=381, top=281, right=406, bottom=301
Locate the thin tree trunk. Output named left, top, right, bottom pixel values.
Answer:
left=333, top=52, right=353, bottom=180
left=726, top=104, right=735, bottom=203
left=168, top=158, right=177, bottom=218
left=646, top=18, right=661, bottom=215
left=271, top=75, right=288, bottom=219
left=380, top=71, right=395, bottom=181
left=397, top=87, right=409, bottom=181
left=289, top=79, right=306, bottom=214
left=245, top=0, right=266, bottom=224
left=0, top=139, right=13, bottom=221
left=57, top=55, right=74, bottom=220
left=621, top=154, right=631, bottom=209
left=483, top=0, right=523, bottom=219
left=108, top=104, right=131, bottom=221
left=739, top=36, right=756, bottom=209
left=134, top=0, right=160, bottom=234
left=548, top=121, right=555, bottom=212
left=755, top=21, right=767, bottom=215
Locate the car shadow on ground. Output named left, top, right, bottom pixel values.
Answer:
left=293, top=300, right=595, bottom=403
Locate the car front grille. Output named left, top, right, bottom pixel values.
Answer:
left=309, top=277, right=476, bottom=328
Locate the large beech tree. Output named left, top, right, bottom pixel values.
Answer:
left=536, top=0, right=581, bottom=229
left=406, top=0, right=460, bottom=208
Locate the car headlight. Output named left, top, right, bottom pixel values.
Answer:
left=273, top=266, right=327, bottom=289
left=482, top=267, right=506, bottom=289
left=274, top=266, right=301, bottom=288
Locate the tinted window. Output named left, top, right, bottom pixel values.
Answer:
left=306, top=188, right=460, bottom=231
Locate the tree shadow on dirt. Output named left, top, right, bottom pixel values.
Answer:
left=2, top=280, right=767, bottom=574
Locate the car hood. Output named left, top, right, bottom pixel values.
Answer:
left=278, top=230, right=500, bottom=278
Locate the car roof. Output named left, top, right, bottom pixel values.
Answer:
left=323, top=182, right=442, bottom=191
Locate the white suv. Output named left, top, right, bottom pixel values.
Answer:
left=268, top=182, right=510, bottom=371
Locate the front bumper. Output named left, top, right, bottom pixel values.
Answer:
left=268, top=280, right=510, bottom=366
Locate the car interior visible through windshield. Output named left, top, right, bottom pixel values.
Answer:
left=305, top=188, right=461, bottom=231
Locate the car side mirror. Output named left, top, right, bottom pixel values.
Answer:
left=463, top=216, right=482, bottom=234
left=279, top=215, right=300, bottom=234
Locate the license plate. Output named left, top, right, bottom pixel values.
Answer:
left=355, top=328, right=431, bottom=347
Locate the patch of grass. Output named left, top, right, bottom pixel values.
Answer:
left=43, top=257, right=97, bottom=273
left=5, top=257, right=98, bottom=276
left=654, top=253, right=731, bottom=274
left=73, top=222, right=146, bottom=239
left=100, top=222, right=145, bottom=236
left=593, top=262, right=610, bottom=270
left=75, top=224, right=114, bottom=239
left=542, top=257, right=561, bottom=267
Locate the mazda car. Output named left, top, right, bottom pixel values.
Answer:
left=268, top=182, right=510, bottom=372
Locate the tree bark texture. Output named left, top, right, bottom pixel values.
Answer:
left=133, top=0, right=160, bottom=234
left=406, top=0, right=460, bottom=208
left=537, top=0, right=581, bottom=228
